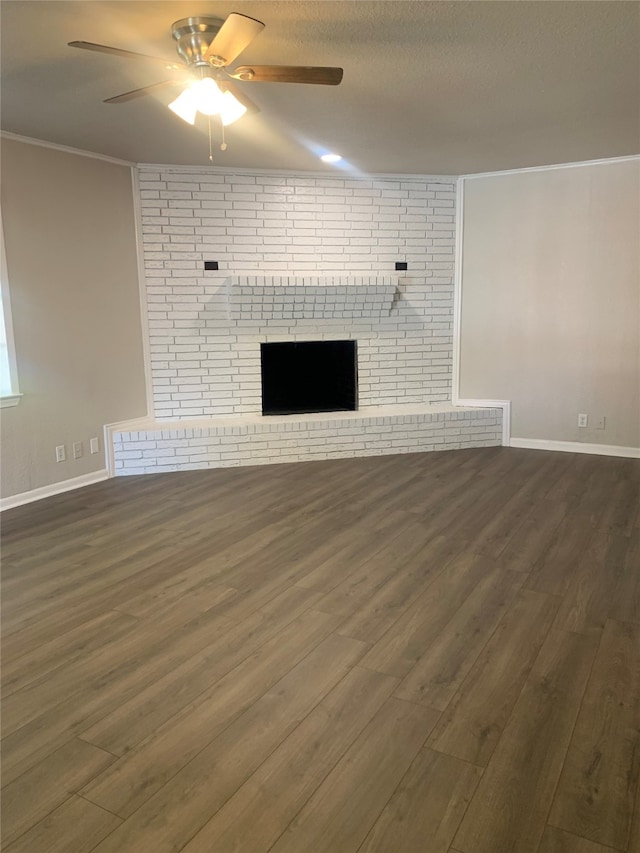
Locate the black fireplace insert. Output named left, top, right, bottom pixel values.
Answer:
left=261, top=340, right=357, bottom=415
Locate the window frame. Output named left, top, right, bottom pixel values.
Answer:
left=0, top=208, right=22, bottom=407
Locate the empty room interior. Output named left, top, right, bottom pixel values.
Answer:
left=1, top=1, right=639, bottom=852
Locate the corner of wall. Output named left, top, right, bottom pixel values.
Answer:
left=131, top=166, right=154, bottom=421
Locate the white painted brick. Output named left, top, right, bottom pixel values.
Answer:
left=136, top=166, right=471, bottom=439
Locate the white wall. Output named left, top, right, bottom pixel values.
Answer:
left=138, top=167, right=457, bottom=419
left=0, top=138, right=148, bottom=498
left=459, top=158, right=640, bottom=449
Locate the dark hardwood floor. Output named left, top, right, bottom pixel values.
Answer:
left=1, top=447, right=639, bottom=853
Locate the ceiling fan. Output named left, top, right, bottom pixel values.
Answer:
left=69, top=13, right=344, bottom=128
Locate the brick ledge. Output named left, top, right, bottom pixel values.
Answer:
left=112, top=403, right=495, bottom=434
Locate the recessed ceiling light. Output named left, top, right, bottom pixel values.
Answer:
left=320, top=153, right=342, bottom=163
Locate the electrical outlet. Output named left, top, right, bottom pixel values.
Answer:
left=578, top=413, right=588, bottom=428
left=73, top=441, right=83, bottom=459
left=55, top=445, right=66, bottom=463
left=90, top=436, right=100, bottom=454
left=595, top=415, right=607, bottom=430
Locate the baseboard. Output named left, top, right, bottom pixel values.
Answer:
left=0, top=469, right=109, bottom=511
left=509, top=437, right=640, bottom=459
left=454, top=398, right=511, bottom=446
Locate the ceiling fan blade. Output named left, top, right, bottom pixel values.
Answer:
left=219, top=80, right=260, bottom=114
left=203, top=13, right=264, bottom=66
left=69, top=41, right=182, bottom=70
left=104, top=80, right=185, bottom=104
left=229, top=65, right=343, bottom=85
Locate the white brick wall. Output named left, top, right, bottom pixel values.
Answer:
left=138, top=167, right=456, bottom=420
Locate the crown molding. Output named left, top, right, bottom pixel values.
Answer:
left=0, top=131, right=134, bottom=167
left=461, top=153, right=640, bottom=180
left=4, top=131, right=635, bottom=180
left=136, top=162, right=459, bottom=181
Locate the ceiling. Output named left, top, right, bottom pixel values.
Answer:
left=1, top=1, right=638, bottom=175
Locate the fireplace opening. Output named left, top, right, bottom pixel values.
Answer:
left=261, top=340, right=357, bottom=416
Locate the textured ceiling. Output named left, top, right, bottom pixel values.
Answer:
left=1, top=1, right=638, bottom=174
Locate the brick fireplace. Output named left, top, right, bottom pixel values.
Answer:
left=111, top=167, right=502, bottom=475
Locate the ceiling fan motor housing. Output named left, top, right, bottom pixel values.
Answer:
left=172, top=17, right=226, bottom=67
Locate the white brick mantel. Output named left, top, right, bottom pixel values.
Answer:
left=227, top=275, right=398, bottom=320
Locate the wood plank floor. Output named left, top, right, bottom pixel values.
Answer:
left=1, top=447, right=639, bottom=853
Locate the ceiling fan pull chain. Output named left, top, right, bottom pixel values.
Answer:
left=208, top=115, right=214, bottom=162
left=221, top=121, right=227, bottom=152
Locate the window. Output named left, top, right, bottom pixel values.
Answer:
left=0, top=210, right=21, bottom=407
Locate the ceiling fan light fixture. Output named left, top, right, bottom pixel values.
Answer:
left=191, top=77, right=225, bottom=115
left=71, top=14, right=343, bottom=156
left=71, top=15, right=343, bottom=137
left=219, top=90, right=247, bottom=126
left=168, top=87, right=198, bottom=124
left=169, top=78, right=247, bottom=126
